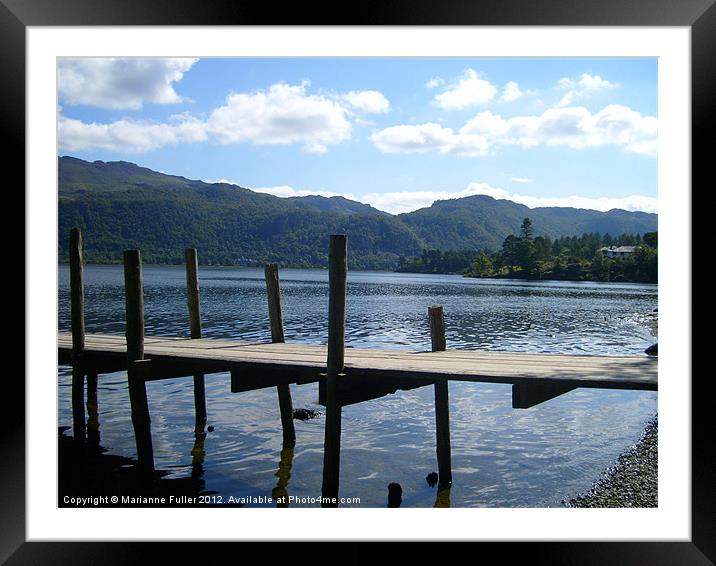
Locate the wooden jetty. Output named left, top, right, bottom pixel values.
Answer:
left=59, top=229, right=658, bottom=506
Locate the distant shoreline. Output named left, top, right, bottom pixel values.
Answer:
left=58, top=261, right=660, bottom=285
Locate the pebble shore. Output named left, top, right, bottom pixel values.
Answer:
left=565, top=416, right=658, bottom=508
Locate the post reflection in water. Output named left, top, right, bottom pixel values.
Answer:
left=434, top=486, right=451, bottom=508
left=272, top=445, right=295, bottom=507
left=59, top=266, right=658, bottom=507
left=190, top=428, right=207, bottom=480
left=86, top=373, right=101, bottom=453
left=191, top=394, right=208, bottom=480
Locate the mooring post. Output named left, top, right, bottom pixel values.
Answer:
left=69, top=227, right=86, bottom=445
left=321, top=234, right=347, bottom=507
left=429, top=305, right=452, bottom=488
left=185, top=248, right=207, bottom=429
left=123, top=249, right=154, bottom=478
left=264, top=263, right=296, bottom=447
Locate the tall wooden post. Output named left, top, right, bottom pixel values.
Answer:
left=123, top=249, right=154, bottom=478
left=69, top=228, right=86, bottom=445
left=429, top=305, right=452, bottom=488
left=185, top=248, right=207, bottom=429
left=264, top=263, right=296, bottom=447
left=321, top=235, right=347, bottom=507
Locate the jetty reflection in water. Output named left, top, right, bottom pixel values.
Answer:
left=58, top=427, right=214, bottom=507
left=58, top=265, right=657, bottom=507
left=272, top=446, right=294, bottom=507
left=434, top=486, right=451, bottom=508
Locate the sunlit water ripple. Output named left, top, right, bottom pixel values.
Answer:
left=58, top=265, right=657, bottom=508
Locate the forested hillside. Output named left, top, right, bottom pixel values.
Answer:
left=58, top=156, right=657, bottom=269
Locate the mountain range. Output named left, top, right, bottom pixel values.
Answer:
left=58, top=156, right=657, bottom=269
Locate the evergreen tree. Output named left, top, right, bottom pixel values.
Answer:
left=471, top=251, right=494, bottom=277
left=520, top=217, right=534, bottom=240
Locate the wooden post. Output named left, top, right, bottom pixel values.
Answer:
left=69, top=228, right=86, bottom=445
left=123, top=249, right=154, bottom=478
left=124, top=250, right=144, bottom=362
left=185, top=248, right=207, bottom=429
left=69, top=228, right=85, bottom=355
left=429, top=305, right=452, bottom=488
left=265, top=263, right=297, bottom=447
left=321, top=235, right=347, bottom=507
left=265, top=263, right=285, bottom=343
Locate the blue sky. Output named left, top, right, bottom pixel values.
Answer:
left=57, top=57, right=657, bottom=214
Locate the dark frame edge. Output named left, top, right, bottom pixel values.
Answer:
left=11, top=0, right=710, bottom=563
left=691, top=1, right=715, bottom=563
left=1, top=0, right=26, bottom=564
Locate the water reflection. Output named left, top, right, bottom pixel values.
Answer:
left=272, top=445, right=295, bottom=507
left=58, top=265, right=657, bottom=507
left=86, top=373, right=101, bottom=454
left=60, top=266, right=656, bottom=357
left=58, top=427, right=211, bottom=507
left=190, top=428, right=206, bottom=479
left=434, top=486, right=451, bottom=508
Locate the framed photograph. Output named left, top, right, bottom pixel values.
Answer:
left=12, top=0, right=707, bottom=562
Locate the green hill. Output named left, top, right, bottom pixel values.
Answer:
left=58, top=157, right=423, bottom=268
left=400, top=195, right=657, bottom=251
left=57, top=156, right=657, bottom=269
left=286, top=194, right=388, bottom=216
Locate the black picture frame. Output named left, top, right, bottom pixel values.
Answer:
left=8, top=0, right=706, bottom=562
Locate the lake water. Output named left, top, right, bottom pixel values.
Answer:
left=58, top=265, right=657, bottom=507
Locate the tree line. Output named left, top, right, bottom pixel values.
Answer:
left=397, top=218, right=657, bottom=283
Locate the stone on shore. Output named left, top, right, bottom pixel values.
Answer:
left=565, top=416, right=658, bottom=508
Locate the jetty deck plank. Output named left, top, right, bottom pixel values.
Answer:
left=58, top=332, right=657, bottom=391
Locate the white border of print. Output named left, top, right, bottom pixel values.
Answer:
left=27, top=26, right=690, bottom=541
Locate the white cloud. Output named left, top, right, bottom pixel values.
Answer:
left=58, top=58, right=198, bottom=110
left=511, top=176, right=533, bottom=183
left=59, top=80, right=385, bottom=155
left=500, top=81, right=524, bottom=102
left=358, top=182, right=657, bottom=215
left=341, top=90, right=390, bottom=114
left=555, top=73, right=617, bottom=107
left=58, top=113, right=207, bottom=153
left=433, top=69, right=498, bottom=110
left=373, top=104, right=657, bottom=157
left=369, top=123, right=488, bottom=156
left=425, top=77, right=445, bottom=89
left=460, top=104, right=658, bottom=156
left=205, top=81, right=351, bottom=154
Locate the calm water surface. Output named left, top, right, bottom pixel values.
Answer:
left=58, top=265, right=657, bottom=507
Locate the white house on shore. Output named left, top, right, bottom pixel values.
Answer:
left=599, top=245, right=637, bottom=258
